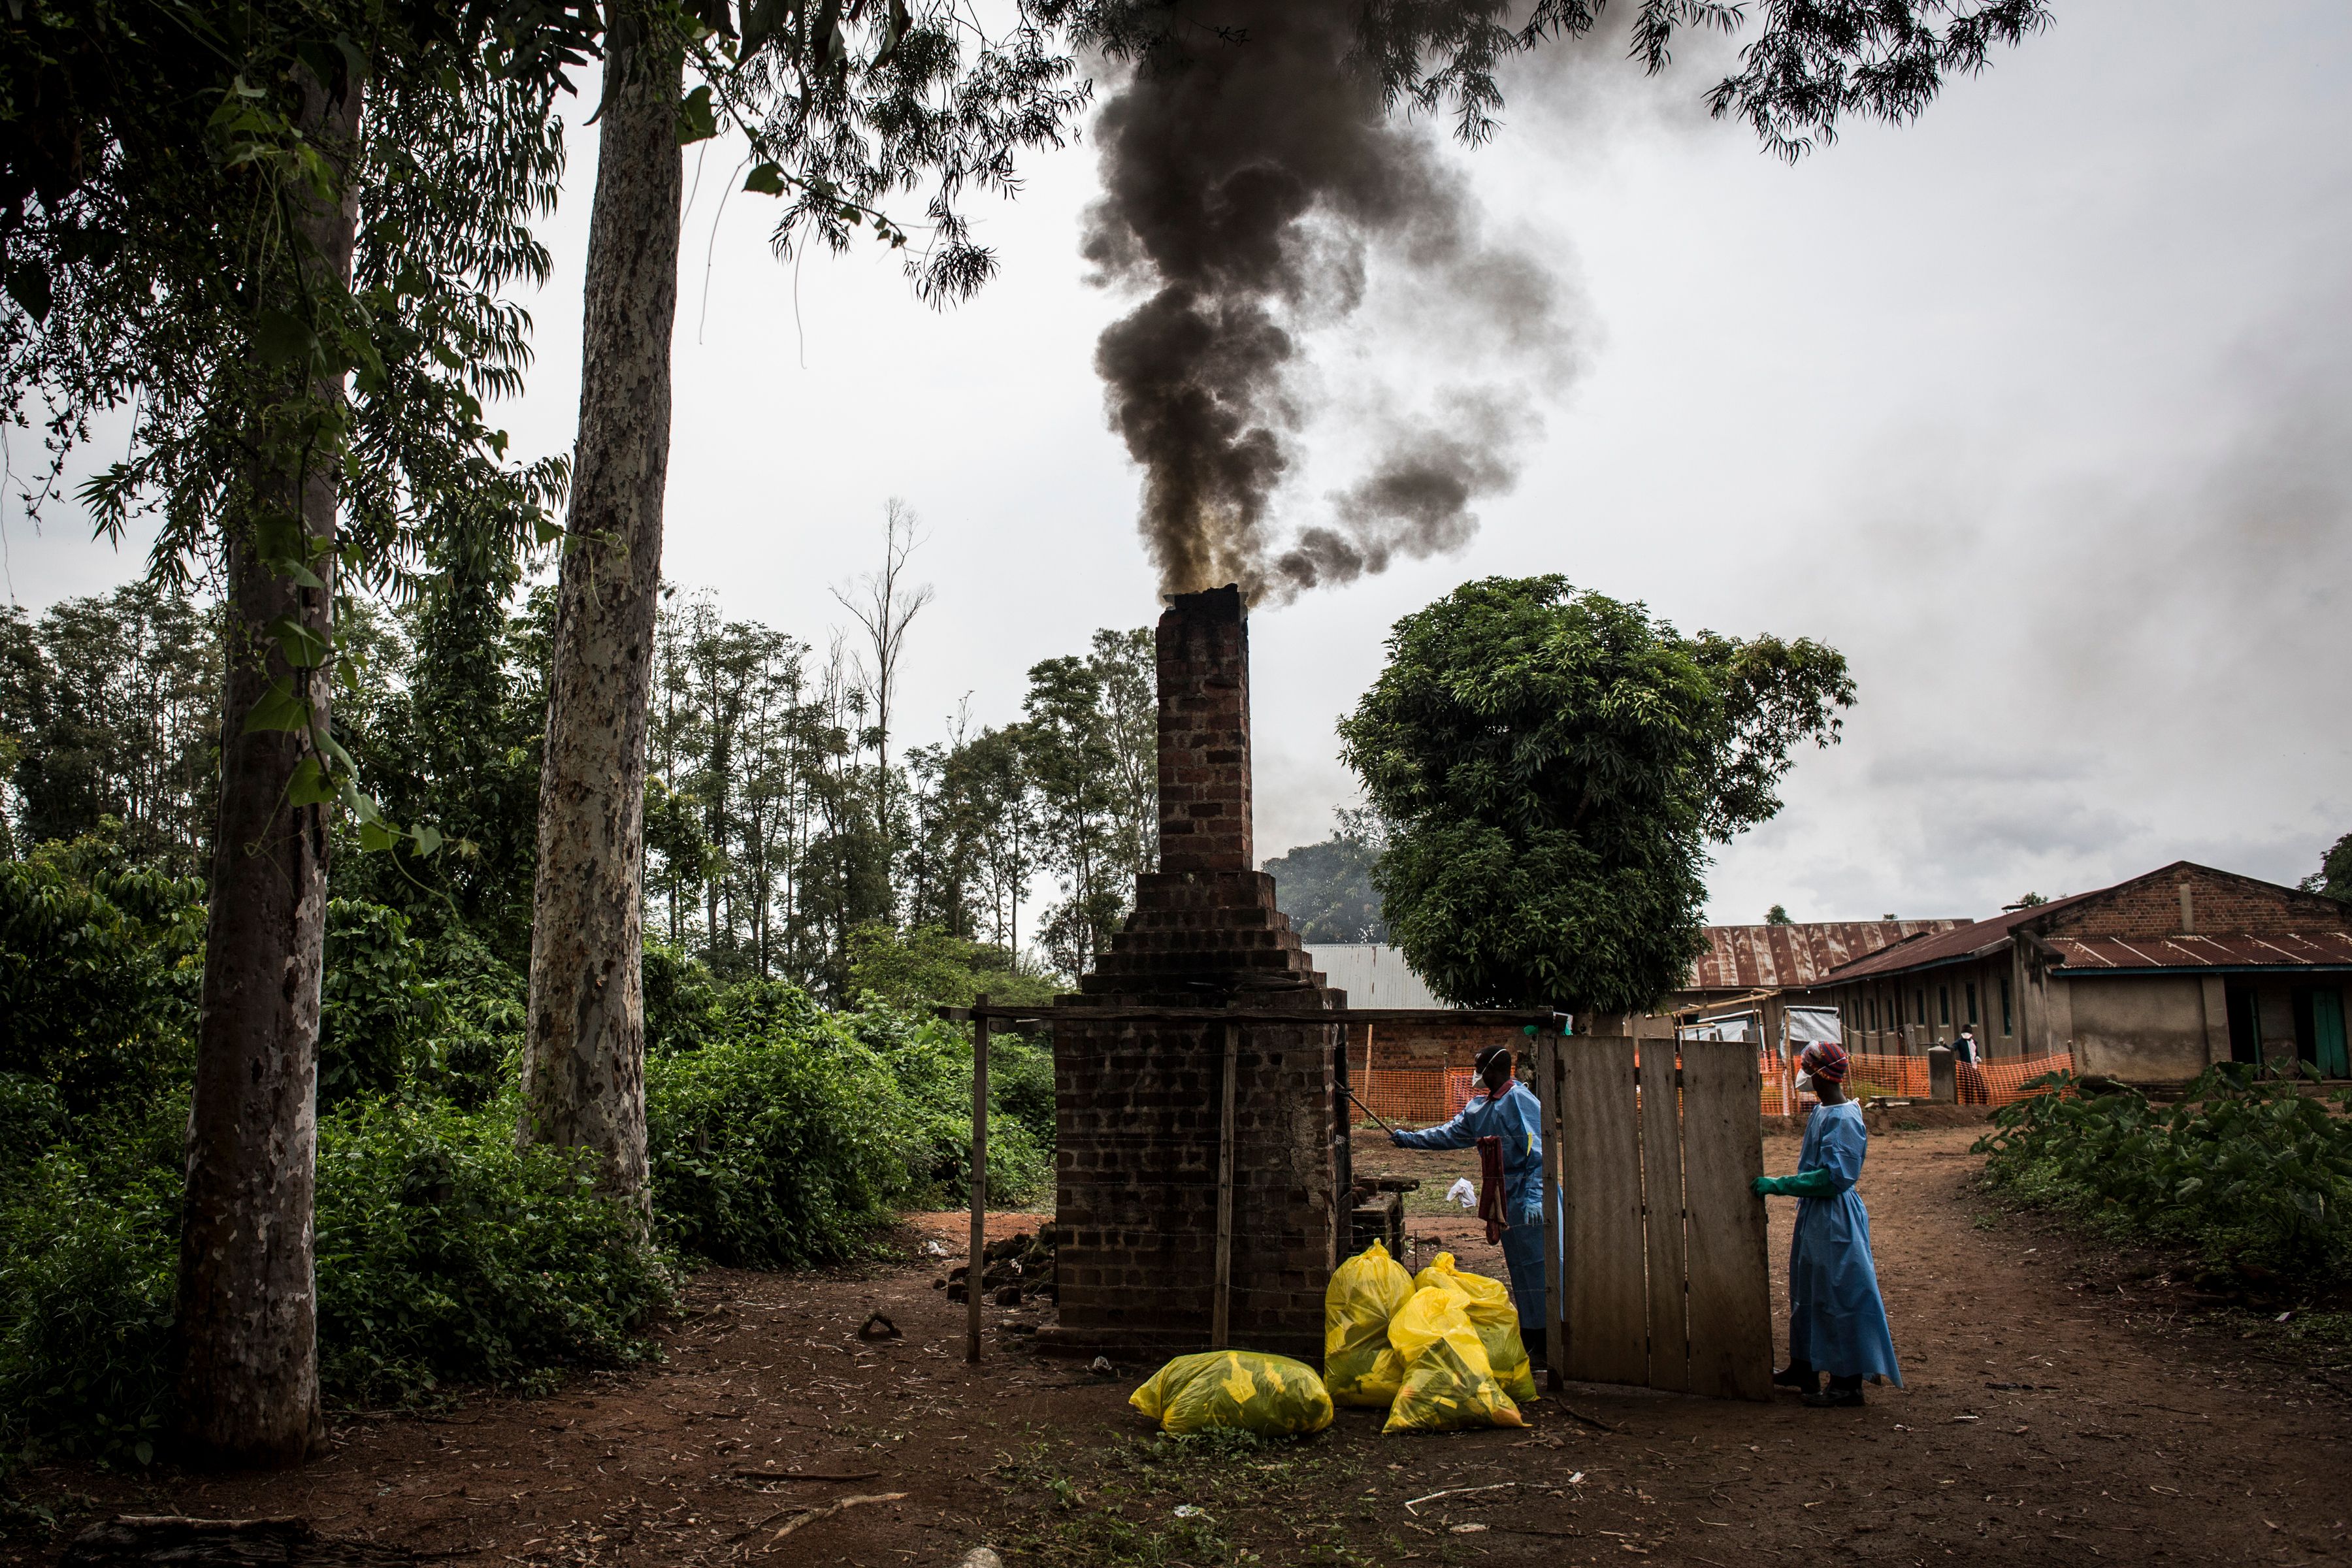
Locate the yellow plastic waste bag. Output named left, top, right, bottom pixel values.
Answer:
left=1411, top=1252, right=1537, bottom=1405
left=1382, top=1286, right=1526, bottom=1435
left=1324, top=1240, right=1414, bottom=1407
left=1130, top=1350, right=1335, bottom=1437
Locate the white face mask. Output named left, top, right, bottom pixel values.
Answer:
left=1794, top=1070, right=1814, bottom=1094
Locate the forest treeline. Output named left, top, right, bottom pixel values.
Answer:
left=0, top=547, right=1160, bottom=999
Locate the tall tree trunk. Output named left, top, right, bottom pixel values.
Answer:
left=519, top=9, right=681, bottom=1206
left=175, top=65, right=360, bottom=1467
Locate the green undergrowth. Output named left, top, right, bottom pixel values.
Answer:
left=0, top=838, right=1057, bottom=1474
left=0, top=1090, right=673, bottom=1468
left=991, top=1429, right=1379, bottom=1567
left=1976, top=1064, right=2352, bottom=1292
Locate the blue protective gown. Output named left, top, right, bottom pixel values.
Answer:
left=1390, top=1081, right=1554, bottom=1338
left=1788, top=1100, right=1903, bottom=1384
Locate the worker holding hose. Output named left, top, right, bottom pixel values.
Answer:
left=1387, top=1044, right=1553, bottom=1367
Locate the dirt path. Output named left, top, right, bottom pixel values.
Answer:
left=8, top=1127, right=2349, bottom=1566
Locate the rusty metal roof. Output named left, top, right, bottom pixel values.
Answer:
left=1686, top=921, right=1972, bottom=991
left=2051, top=932, right=2352, bottom=972
left=1818, top=892, right=2106, bottom=983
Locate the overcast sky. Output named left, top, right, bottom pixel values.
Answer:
left=7, top=0, right=2347, bottom=930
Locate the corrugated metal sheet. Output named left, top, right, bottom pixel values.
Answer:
left=2052, top=932, right=2352, bottom=970
left=1819, top=890, right=2108, bottom=983
left=1687, top=921, right=1971, bottom=991
left=1300, top=943, right=1451, bottom=1009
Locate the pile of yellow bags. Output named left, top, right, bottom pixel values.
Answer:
left=1323, top=1241, right=1529, bottom=1433
left=1324, top=1239, right=1414, bottom=1406
left=1414, top=1252, right=1538, bottom=1404
left=1129, top=1350, right=1335, bottom=1436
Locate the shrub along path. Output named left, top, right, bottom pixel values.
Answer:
left=7, top=1129, right=2349, bottom=1565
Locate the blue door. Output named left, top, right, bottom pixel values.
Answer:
left=2315, top=989, right=2349, bottom=1079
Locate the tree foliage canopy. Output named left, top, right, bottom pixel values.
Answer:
left=2302, top=834, right=2352, bottom=906
left=1264, top=809, right=1389, bottom=945
left=1337, top=576, right=1853, bottom=1013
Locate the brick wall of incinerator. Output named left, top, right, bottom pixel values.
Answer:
left=1045, top=585, right=1343, bottom=1362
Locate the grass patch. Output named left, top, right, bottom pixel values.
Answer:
left=990, top=1428, right=1380, bottom=1567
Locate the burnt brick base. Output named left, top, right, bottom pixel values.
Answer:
left=1043, top=1001, right=1341, bottom=1361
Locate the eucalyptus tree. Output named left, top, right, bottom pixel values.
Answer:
left=1, top=583, right=220, bottom=874
left=522, top=0, right=1087, bottom=1198
left=4, top=0, right=591, bottom=1465
left=1019, top=631, right=1154, bottom=977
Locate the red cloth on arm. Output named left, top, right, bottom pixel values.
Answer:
left=1476, top=1134, right=1509, bottom=1243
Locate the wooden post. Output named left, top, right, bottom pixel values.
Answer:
left=967, top=994, right=989, bottom=1364
left=1212, top=1019, right=1237, bottom=1349
left=1363, top=1022, right=1376, bottom=1122
left=1537, top=1030, right=1563, bottom=1390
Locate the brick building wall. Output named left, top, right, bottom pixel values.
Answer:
left=2041, top=864, right=2352, bottom=941
left=1044, top=586, right=1341, bottom=1362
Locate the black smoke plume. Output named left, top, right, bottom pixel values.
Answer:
left=1084, top=3, right=1577, bottom=602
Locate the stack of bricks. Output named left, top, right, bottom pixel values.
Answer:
left=1041, top=585, right=1344, bottom=1363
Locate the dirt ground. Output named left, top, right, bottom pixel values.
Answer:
left=8, top=1122, right=2351, bottom=1567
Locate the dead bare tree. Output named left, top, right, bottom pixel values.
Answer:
left=831, top=499, right=934, bottom=895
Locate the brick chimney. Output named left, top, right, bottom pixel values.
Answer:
left=1042, top=585, right=1345, bottom=1361
left=1156, top=583, right=1252, bottom=874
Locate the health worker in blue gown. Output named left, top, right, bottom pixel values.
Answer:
left=1388, top=1043, right=1554, bottom=1363
left=1752, top=1039, right=1903, bottom=1407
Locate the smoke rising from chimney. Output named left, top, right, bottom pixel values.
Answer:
left=1084, top=5, right=1578, bottom=604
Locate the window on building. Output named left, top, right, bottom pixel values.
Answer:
left=1915, top=989, right=1926, bottom=1026
left=1868, top=994, right=1878, bottom=1031
left=1938, top=986, right=1951, bottom=1026
left=1966, top=982, right=1978, bottom=1026
left=2000, top=975, right=2013, bottom=1036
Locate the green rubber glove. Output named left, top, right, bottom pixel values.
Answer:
left=1754, top=1169, right=1844, bottom=1198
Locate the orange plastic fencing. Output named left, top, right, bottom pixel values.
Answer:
left=1974, top=1052, right=2075, bottom=1108
left=1757, top=1049, right=2077, bottom=1115
left=1351, top=1066, right=1477, bottom=1128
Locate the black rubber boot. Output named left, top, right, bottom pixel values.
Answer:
left=1771, top=1360, right=1816, bottom=1392
left=1803, top=1375, right=1865, bottom=1409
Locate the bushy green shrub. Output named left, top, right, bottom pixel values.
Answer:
left=0, top=836, right=201, bottom=1116
left=318, top=899, right=444, bottom=1107
left=412, top=925, right=525, bottom=1110
left=849, top=1008, right=1053, bottom=1207
left=0, top=1109, right=182, bottom=1467
left=847, top=923, right=1061, bottom=1011
left=1977, top=1066, right=2352, bottom=1285
left=991, top=1030, right=1057, bottom=1151
left=1, top=1094, right=674, bottom=1467
left=643, top=940, right=725, bottom=1057
left=315, top=1097, right=673, bottom=1405
left=645, top=1023, right=915, bottom=1268
left=0, top=1073, right=67, bottom=1166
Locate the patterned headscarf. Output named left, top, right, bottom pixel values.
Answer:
left=1799, top=1041, right=1850, bottom=1083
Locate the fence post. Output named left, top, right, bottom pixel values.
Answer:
left=1212, top=1019, right=1237, bottom=1350
left=968, top=994, right=990, bottom=1364
left=1537, top=1028, right=1563, bottom=1390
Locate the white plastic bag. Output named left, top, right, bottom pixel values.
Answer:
left=1445, top=1177, right=1476, bottom=1210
